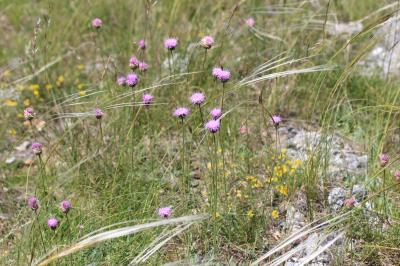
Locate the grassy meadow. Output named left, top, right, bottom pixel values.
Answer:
left=1, top=0, right=400, bottom=265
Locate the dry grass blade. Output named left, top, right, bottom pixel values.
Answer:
left=34, top=215, right=208, bottom=266
left=251, top=212, right=350, bottom=265
left=298, top=230, right=345, bottom=266
left=129, top=223, right=192, bottom=265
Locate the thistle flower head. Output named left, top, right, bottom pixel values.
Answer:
left=379, top=153, right=390, bottom=167
left=157, top=206, right=172, bottom=218
left=95, top=108, right=104, bottom=119
left=395, top=171, right=400, bottom=182
left=212, top=67, right=222, bottom=78
left=164, top=38, right=178, bottom=50
left=200, top=36, right=214, bottom=49
left=117, top=76, right=126, bottom=86
left=126, top=73, right=139, bottom=87
left=173, top=107, right=189, bottom=119
left=271, top=115, right=282, bottom=127
left=60, top=200, right=72, bottom=214
left=139, top=61, right=149, bottom=72
left=217, top=69, right=231, bottom=83
left=28, top=196, right=39, bottom=211
left=210, top=108, right=222, bottom=120
left=91, top=18, right=102, bottom=29
left=129, top=56, right=139, bottom=70
left=138, top=39, right=146, bottom=50
left=245, top=17, right=255, bottom=27
left=31, top=142, right=43, bottom=155
left=142, top=93, right=154, bottom=105
left=205, top=119, right=220, bottom=133
left=24, top=107, right=35, bottom=120
left=47, top=218, right=59, bottom=230
left=190, top=92, right=205, bottom=105
left=240, top=125, right=248, bottom=134
left=344, top=197, right=356, bottom=208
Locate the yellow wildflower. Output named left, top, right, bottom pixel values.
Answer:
left=266, top=177, right=278, bottom=184
left=33, top=89, right=39, bottom=97
left=77, top=83, right=85, bottom=90
left=8, top=129, right=16, bottom=136
left=45, top=84, right=53, bottom=90
left=56, top=75, right=65, bottom=86
left=77, top=64, right=85, bottom=70
left=277, top=185, right=289, bottom=196
left=23, top=99, right=30, bottom=107
left=214, top=212, right=221, bottom=219
left=4, top=99, right=17, bottom=107
left=78, top=91, right=86, bottom=96
left=246, top=209, right=254, bottom=219
left=29, top=84, right=39, bottom=91
left=271, top=210, right=279, bottom=219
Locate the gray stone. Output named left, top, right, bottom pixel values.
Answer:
left=328, top=187, right=346, bottom=211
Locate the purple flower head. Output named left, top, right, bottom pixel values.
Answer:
left=164, top=38, right=178, bottom=50
left=31, top=142, right=43, bottom=155
left=47, top=218, right=59, bottom=230
left=212, top=67, right=222, bottom=78
left=24, top=107, right=35, bottom=120
left=139, top=61, right=149, bottom=72
left=157, top=206, right=172, bottom=218
left=190, top=92, right=205, bottom=105
left=95, top=108, right=104, bottom=119
left=126, top=73, right=139, bottom=87
left=379, top=153, right=390, bottom=167
left=142, top=93, right=154, bottom=105
left=129, top=56, right=139, bottom=70
left=92, top=18, right=102, bottom=29
left=205, top=119, right=220, bottom=133
left=240, top=125, right=248, bottom=134
left=344, top=197, right=356, bottom=208
left=117, top=76, right=126, bottom=86
left=271, top=115, right=282, bottom=127
left=28, top=196, right=39, bottom=211
left=200, top=36, right=214, bottom=49
left=210, top=108, right=222, bottom=120
left=60, top=200, right=72, bottom=214
left=138, top=39, right=146, bottom=50
left=395, top=171, right=400, bottom=182
left=217, top=69, right=231, bottom=83
left=246, top=17, right=255, bottom=27
left=173, top=107, right=189, bottom=119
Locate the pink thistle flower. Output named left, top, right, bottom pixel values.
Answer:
left=60, top=200, right=72, bottom=214
left=214, top=68, right=231, bottom=83
left=28, top=196, right=39, bottom=211
left=47, top=218, right=59, bottom=230
left=126, top=73, right=139, bottom=87
left=158, top=206, right=172, bottom=218
left=379, top=154, right=390, bottom=167
left=239, top=125, right=248, bottom=134
left=200, top=36, right=214, bottom=49
left=210, top=108, right=222, bottom=120
left=129, top=56, right=139, bottom=70
left=205, top=119, right=220, bottom=133
left=245, top=17, right=255, bottom=27
left=95, top=108, right=104, bottom=119
left=142, top=94, right=154, bottom=105
left=190, top=92, right=205, bottom=105
left=164, top=38, right=178, bottom=50
left=271, top=115, right=282, bottom=127
left=91, top=18, right=102, bottom=29
left=212, top=67, right=222, bottom=78
left=344, top=197, right=356, bottom=208
left=139, top=61, right=149, bottom=72
left=173, top=107, right=189, bottom=119
left=138, top=39, right=146, bottom=50
left=117, top=76, right=126, bottom=86
left=31, top=142, right=43, bottom=155
left=395, top=171, right=400, bottom=182
left=24, top=107, right=35, bottom=121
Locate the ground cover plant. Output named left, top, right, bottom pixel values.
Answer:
left=1, top=0, right=400, bottom=265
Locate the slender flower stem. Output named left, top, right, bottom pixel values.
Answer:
left=383, top=169, right=388, bottom=221
left=202, top=49, right=207, bottom=70
left=198, top=105, right=205, bottom=124
left=38, top=155, right=46, bottom=196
